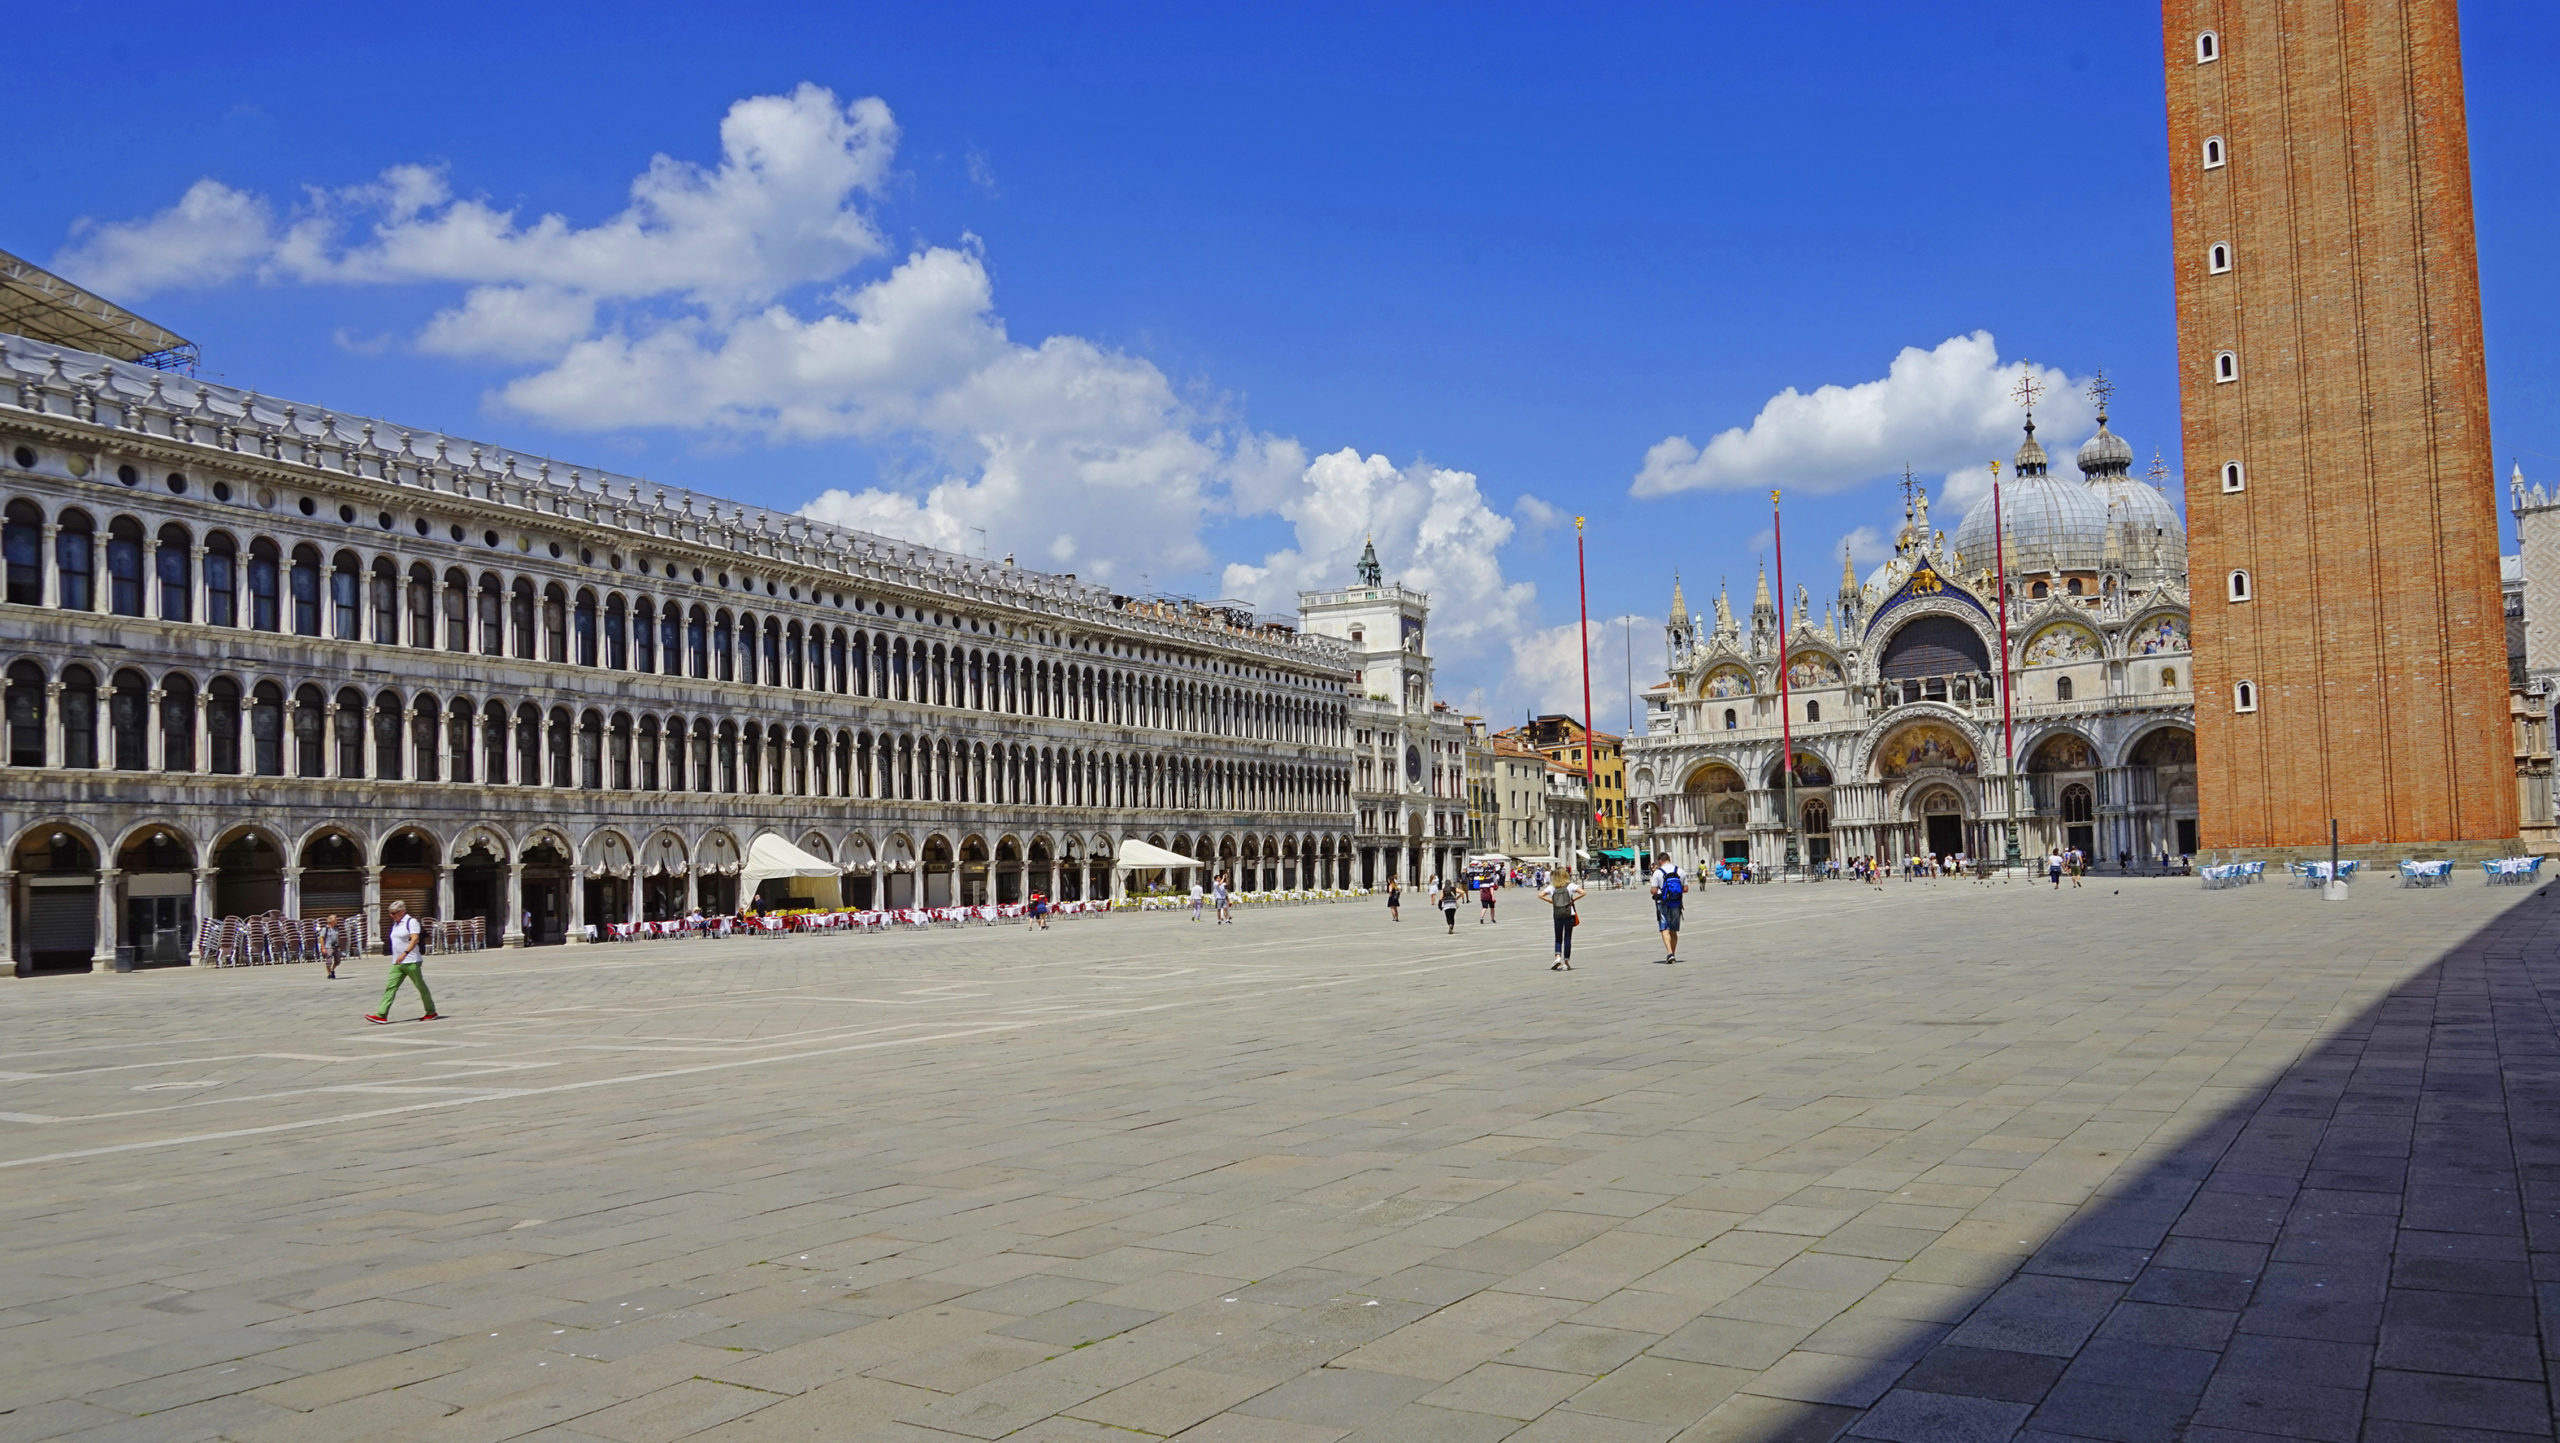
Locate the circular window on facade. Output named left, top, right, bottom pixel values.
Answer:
left=547, top=541, right=562, bottom=558
left=579, top=548, right=593, bottom=565
left=338, top=503, right=356, bottom=523
left=1405, top=744, right=1422, bottom=784
left=377, top=511, right=393, bottom=528
left=213, top=481, right=232, bottom=502
left=166, top=472, right=187, bottom=495
left=11, top=446, right=34, bottom=469
left=692, top=567, right=705, bottom=583
left=118, top=463, right=139, bottom=485
left=415, top=517, right=431, bottom=536
left=484, top=530, right=500, bottom=547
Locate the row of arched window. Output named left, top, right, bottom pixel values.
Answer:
left=0, top=498, right=1345, bottom=743
left=1, top=658, right=1350, bottom=815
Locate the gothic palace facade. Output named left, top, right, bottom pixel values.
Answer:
left=1628, top=409, right=2199, bottom=872
left=0, top=332, right=1357, bottom=973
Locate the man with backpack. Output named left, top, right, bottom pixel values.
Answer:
left=1649, top=859, right=1686, bottom=965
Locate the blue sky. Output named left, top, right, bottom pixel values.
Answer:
left=13, top=2, right=2556, bottom=724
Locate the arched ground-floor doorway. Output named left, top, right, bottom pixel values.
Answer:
left=14, top=827, right=99, bottom=974
left=213, top=830, right=284, bottom=918
left=521, top=839, right=571, bottom=944
left=454, top=839, right=506, bottom=941
left=118, top=830, right=196, bottom=968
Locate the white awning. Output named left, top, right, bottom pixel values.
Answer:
left=740, top=832, right=843, bottom=910
left=1114, top=839, right=1202, bottom=871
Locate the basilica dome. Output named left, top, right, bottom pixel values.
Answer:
left=1950, top=422, right=2113, bottom=576
left=2075, top=414, right=2188, bottom=573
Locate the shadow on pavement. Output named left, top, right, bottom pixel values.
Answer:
left=1741, top=885, right=2560, bottom=1443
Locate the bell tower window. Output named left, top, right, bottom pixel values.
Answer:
left=2208, top=242, right=2232, bottom=273
left=2203, top=136, right=2226, bottom=168
left=2196, top=31, right=2219, bottom=62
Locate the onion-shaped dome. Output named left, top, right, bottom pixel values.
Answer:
left=2076, top=411, right=2187, bottom=574
left=1951, top=421, right=2113, bottom=575
left=2075, top=420, right=2136, bottom=479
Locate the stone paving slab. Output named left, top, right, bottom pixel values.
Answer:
left=0, top=875, right=2554, bottom=1440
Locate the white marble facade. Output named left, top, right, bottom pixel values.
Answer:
left=1628, top=413, right=2198, bottom=872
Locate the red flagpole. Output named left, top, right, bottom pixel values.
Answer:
left=1773, top=490, right=1794, bottom=839
left=1576, top=516, right=1596, bottom=807
left=1993, top=460, right=2017, bottom=864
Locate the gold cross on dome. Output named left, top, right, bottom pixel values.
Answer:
left=2086, top=368, right=2115, bottom=413
left=2011, top=369, right=2045, bottom=416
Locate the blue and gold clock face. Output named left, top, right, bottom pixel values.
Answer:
left=1405, top=744, right=1422, bottom=784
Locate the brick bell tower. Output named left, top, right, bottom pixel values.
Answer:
left=2165, top=0, right=2514, bottom=852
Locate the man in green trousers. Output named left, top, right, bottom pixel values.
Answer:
left=366, top=900, right=440, bottom=1023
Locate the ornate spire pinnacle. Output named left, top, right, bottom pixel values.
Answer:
left=1670, top=572, right=1688, bottom=627
left=1752, top=560, right=1773, bottom=617
left=1839, top=543, right=1858, bottom=598
left=1714, top=577, right=1735, bottom=635
left=1354, top=535, right=1381, bottom=587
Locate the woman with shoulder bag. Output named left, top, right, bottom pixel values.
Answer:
left=1538, top=869, right=1585, bottom=970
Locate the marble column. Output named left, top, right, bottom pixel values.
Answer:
left=38, top=525, right=58, bottom=609
left=145, top=688, right=165, bottom=771
left=0, top=870, right=15, bottom=976
left=281, top=865, right=303, bottom=921
left=503, top=862, right=525, bottom=947
left=362, top=864, right=384, bottom=946
left=188, top=866, right=213, bottom=964
left=565, top=871, right=587, bottom=944
left=434, top=864, right=454, bottom=924
left=42, top=681, right=62, bottom=768
left=91, top=866, right=121, bottom=971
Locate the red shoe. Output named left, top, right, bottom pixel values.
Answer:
left=364, top=1014, right=390, bottom=1024
left=420, top=1013, right=442, bottom=1021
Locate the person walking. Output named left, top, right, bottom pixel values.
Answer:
left=318, top=913, right=343, bottom=980
left=1211, top=871, right=1231, bottom=925
left=1477, top=874, right=1497, bottom=924
left=1386, top=876, right=1403, bottom=921
left=1189, top=876, right=1205, bottom=921
left=1648, top=859, right=1685, bottom=964
left=2047, top=851, right=2065, bottom=888
left=1438, top=878, right=1460, bottom=934
left=366, top=900, right=437, bottom=1024
left=1539, top=869, right=1584, bottom=970
left=1028, top=892, right=1050, bottom=930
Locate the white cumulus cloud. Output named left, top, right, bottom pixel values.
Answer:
left=1221, top=449, right=1539, bottom=711
left=1631, top=332, right=2091, bottom=498
left=416, top=285, right=599, bottom=362
left=51, top=84, right=1576, bottom=706
left=53, top=179, right=279, bottom=297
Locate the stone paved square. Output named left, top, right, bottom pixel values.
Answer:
left=3, top=877, right=2555, bottom=1441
